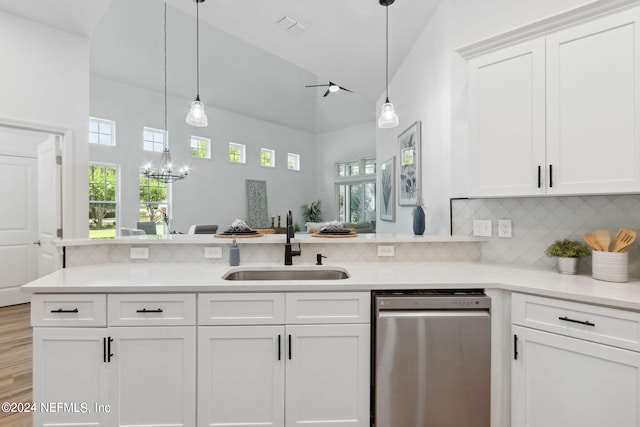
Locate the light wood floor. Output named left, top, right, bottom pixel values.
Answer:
left=0, top=303, right=33, bottom=427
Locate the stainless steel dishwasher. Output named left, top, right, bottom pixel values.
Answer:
left=372, top=290, right=491, bottom=427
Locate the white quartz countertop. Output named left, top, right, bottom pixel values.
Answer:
left=55, top=233, right=487, bottom=246
left=21, top=261, right=640, bottom=311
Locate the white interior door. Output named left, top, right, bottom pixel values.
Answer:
left=37, top=135, right=62, bottom=276
left=0, top=154, right=38, bottom=306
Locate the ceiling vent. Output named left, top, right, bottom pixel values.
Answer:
left=276, top=16, right=306, bottom=35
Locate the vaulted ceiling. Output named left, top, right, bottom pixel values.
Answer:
left=0, top=0, right=441, bottom=133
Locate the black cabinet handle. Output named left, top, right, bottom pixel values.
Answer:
left=107, top=337, right=114, bottom=362
left=514, top=334, right=518, bottom=360
left=136, top=308, right=163, bottom=313
left=288, top=335, right=292, bottom=360
left=103, top=337, right=107, bottom=363
left=537, top=165, right=541, bottom=188
left=51, top=308, right=78, bottom=313
left=559, top=316, right=595, bottom=327
left=549, top=164, right=553, bottom=188
left=278, top=335, right=281, bottom=361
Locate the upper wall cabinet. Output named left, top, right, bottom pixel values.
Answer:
left=464, top=5, right=640, bottom=197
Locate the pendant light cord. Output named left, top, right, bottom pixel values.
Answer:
left=164, top=2, right=168, bottom=144
left=385, top=4, right=389, bottom=103
left=196, top=0, right=200, bottom=99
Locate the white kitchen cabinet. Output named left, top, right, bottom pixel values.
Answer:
left=468, top=39, right=546, bottom=197
left=466, top=7, right=640, bottom=197
left=512, top=293, right=640, bottom=427
left=286, top=324, right=370, bottom=427
left=197, top=292, right=370, bottom=427
left=546, top=9, right=640, bottom=195
left=109, top=327, right=196, bottom=427
left=198, top=325, right=285, bottom=427
left=33, top=328, right=110, bottom=427
left=32, top=294, right=196, bottom=427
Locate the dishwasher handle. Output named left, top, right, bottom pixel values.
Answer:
left=378, top=310, right=490, bottom=318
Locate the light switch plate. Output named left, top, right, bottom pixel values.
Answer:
left=377, top=246, right=395, bottom=257
left=204, top=247, right=222, bottom=259
left=498, top=219, right=512, bottom=238
left=130, top=247, right=149, bottom=259
left=473, top=220, right=492, bottom=237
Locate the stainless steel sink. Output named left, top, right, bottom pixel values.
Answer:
left=223, top=267, right=350, bottom=281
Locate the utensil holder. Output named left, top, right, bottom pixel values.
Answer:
left=592, top=250, right=628, bottom=283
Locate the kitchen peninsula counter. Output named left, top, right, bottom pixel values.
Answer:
left=22, top=261, right=640, bottom=311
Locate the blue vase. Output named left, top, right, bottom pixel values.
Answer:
left=413, top=206, right=425, bottom=235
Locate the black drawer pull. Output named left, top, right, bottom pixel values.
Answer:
left=51, top=308, right=78, bottom=313
left=136, top=308, right=163, bottom=313
left=537, top=165, right=541, bottom=188
left=288, top=334, right=292, bottom=360
left=549, top=164, right=553, bottom=188
left=559, top=316, right=595, bottom=327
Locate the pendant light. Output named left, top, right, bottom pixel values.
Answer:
left=144, top=3, right=188, bottom=184
left=186, top=0, right=208, bottom=127
left=378, top=0, right=399, bottom=129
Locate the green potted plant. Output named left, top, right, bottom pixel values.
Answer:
left=545, top=239, right=591, bottom=274
left=301, top=200, right=322, bottom=223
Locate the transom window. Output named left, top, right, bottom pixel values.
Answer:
left=144, top=127, right=167, bottom=153
left=89, top=163, right=118, bottom=239
left=190, top=136, right=211, bottom=159
left=89, top=117, right=116, bottom=146
left=228, top=142, right=246, bottom=164
left=288, top=153, right=300, bottom=171
left=337, top=158, right=376, bottom=177
left=261, top=148, right=275, bottom=168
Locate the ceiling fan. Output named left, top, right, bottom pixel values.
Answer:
left=305, top=81, right=353, bottom=97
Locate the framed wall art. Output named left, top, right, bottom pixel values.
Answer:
left=380, top=156, right=395, bottom=221
left=397, top=120, right=421, bottom=206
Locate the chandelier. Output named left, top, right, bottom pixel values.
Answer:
left=144, top=2, right=188, bottom=184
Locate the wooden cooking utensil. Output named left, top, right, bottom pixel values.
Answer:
left=594, top=229, right=611, bottom=252
left=584, top=232, right=602, bottom=251
left=613, top=229, right=636, bottom=253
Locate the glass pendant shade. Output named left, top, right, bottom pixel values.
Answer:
left=378, top=101, right=399, bottom=128
left=186, top=98, right=208, bottom=127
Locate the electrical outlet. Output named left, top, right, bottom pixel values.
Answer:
left=377, top=246, right=395, bottom=257
left=498, top=219, right=512, bottom=238
left=204, top=247, right=222, bottom=259
left=130, top=247, right=149, bottom=259
left=473, top=220, right=492, bottom=237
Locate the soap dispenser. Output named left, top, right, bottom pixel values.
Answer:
left=229, top=239, right=240, bottom=266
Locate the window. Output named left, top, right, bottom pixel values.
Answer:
left=190, top=136, right=210, bottom=159
left=89, top=164, right=117, bottom=239
left=288, top=153, right=300, bottom=171
left=260, top=148, right=275, bottom=168
left=139, top=169, right=168, bottom=232
left=338, top=182, right=376, bottom=224
left=144, top=127, right=167, bottom=153
left=228, top=142, right=246, bottom=164
left=89, top=117, right=116, bottom=146
left=336, top=157, right=376, bottom=225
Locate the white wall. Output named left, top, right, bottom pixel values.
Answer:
left=315, top=123, right=376, bottom=221
left=0, top=9, right=89, bottom=238
left=90, top=76, right=318, bottom=232
left=377, top=0, right=597, bottom=235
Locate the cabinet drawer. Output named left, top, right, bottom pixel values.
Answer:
left=198, top=293, right=285, bottom=325
left=108, top=294, right=195, bottom=326
left=31, top=294, right=106, bottom=327
left=286, top=292, right=370, bottom=324
left=512, top=293, right=640, bottom=351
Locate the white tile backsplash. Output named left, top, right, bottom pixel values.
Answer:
left=452, top=195, right=640, bottom=277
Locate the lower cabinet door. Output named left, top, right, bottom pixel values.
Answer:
left=512, top=325, right=640, bottom=427
left=109, top=327, right=196, bottom=427
left=286, top=324, right=370, bottom=427
left=198, top=325, right=285, bottom=427
left=33, top=328, right=110, bottom=427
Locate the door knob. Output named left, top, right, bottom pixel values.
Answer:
left=33, top=241, right=41, bottom=246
